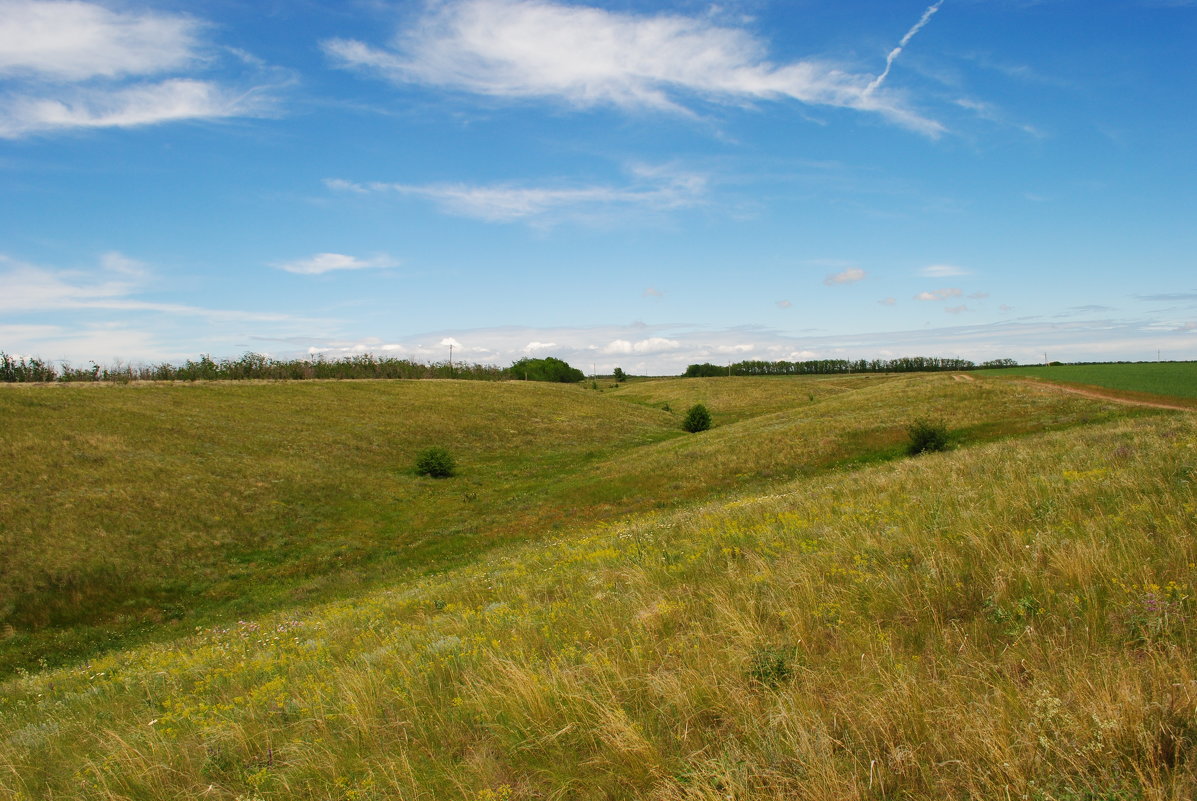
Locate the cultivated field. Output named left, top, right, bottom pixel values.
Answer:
left=977, top=361, right=1197, bottom=403
left=1, top=372, right=1193, bottom=799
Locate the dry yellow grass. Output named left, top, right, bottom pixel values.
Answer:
left=0, top=379, right=1191, bottom=799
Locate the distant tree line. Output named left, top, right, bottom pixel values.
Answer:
left=1, top=351, right=512, bottom=383
left=3, top=350, right=1031, bottom=384
left=684, top=356, right=1018, bottom=377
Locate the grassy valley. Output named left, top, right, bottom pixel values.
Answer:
left=1, top=371, right=1193, bottom=799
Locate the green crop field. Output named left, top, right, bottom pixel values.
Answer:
left=2, top=373, right=1194, bottom=800
left=977, top=361, right=1197, bottom=401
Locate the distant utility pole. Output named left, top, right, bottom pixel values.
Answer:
left=448, top=343, right=453, bottom=375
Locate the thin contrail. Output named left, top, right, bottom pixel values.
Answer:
left=863, top=0, right=944, bottom=97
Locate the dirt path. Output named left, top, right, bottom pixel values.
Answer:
left=1010, top=378, right=1194, bottom=412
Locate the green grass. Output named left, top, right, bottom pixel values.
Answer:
left=0, top=375, right=1157, bottom=679
left=0, top=380, right=670, bottom=675
left=977, top=361, right=1197, bottom=400
left=0, top=389, right=1192, bottom=800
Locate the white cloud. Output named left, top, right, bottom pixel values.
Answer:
left=601, top=337, right=680, bottom=355
left=523, top=340, right=557, bottom=354
left=323, top=0, right=943, bottom=135
left=643, top=287, right=664, bottom=298
left=0, top=252, right=305, bottom=322
left=863, top=1, right=944, bottom=97
left=0, top=1, right=277, bottom=138
left=99, top=250, right=147, bottom=277
left=274, top=252, right=400, bottom=275
left=824, top=267, right=866, bottom=286
left=918, top=264, right=970, bottom=277
left=0, top=0, right=201, bottom=80
left=326, top=165, right=707, bottom=223
left=0, top=79, right=264, bottom=138
left=0, top=253, right=135, bottom=311
left=776, top=300, right=792, bottom=309
left=915, top=287, right=963, bottom=301
left=878, top=297, right=897, bottom=306
left=285, top=318, right=1197, bottom=376
left=944, top=305, right=968, bottom=314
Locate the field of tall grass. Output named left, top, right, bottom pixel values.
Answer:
left=1, top=372, right=1192, bottom=799
left=1, top=375, right=1144, bottom=678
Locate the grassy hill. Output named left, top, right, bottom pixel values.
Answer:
left=1, top=375, right=1143, bottom=677
left=1, top=373, right=1193, bottom=799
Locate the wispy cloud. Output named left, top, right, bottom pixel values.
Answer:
left=0, top=1, right=277, bottom=138
left=915, top=287, right=963, bottom=301
left=918, top=263, right=970, bottom=277
left=0, top=252, right=299, bottom=322
left=863, top=0, right=944, bottom=97
left=323, top=0, right=943, bottom=135
left=327, top=164, right=707, bottom=223
left=1137, top=292, right=1197, bottom=302
left=274, top=252, right=400, bottom=275
left=776, top=300, right=793, bottom=309
left=0, top=79, right=267, bottom=138
left=824, top=267, right=866, bottom=285
left=878, top=297, right=897, bottom=306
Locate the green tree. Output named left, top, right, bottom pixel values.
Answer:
left=682, top=403, right=712, bottom=433
left=508, top=357, right=585, bottom=383
left=613, top=367, right=626, bottom=383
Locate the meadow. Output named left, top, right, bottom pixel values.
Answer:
left=977, top=361, right=1197, bottom=403
left=0, top=375, right=1137, bottom=678
left=1, top=371, right=1193, bottom=799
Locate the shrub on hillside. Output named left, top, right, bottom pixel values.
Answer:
left=906, top=418, right=949, bottom=455
left=415, top=447, right=457, bottom=478
left=682, top=403, right=712, bottom=433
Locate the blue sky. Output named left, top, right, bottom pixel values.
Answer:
left=2, top=0, right=1194, bottom=374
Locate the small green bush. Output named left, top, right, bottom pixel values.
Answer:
left=906, top=418, right=949, bottom=455
left=747, top=645, right=797, bottom=687
left=414, top=447, right=456, bottom=478
left=682, top=403, right=712, bottom=433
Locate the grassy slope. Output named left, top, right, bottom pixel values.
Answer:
left=1, top=375, right=1149, bottom=678
left=609, top=374, right=892, bottom=424
left=0, top=380, right=673, bottom=674
left=1, top=399, right=1193, bottom=799
left=977, top=362, right=1197, bottom=402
